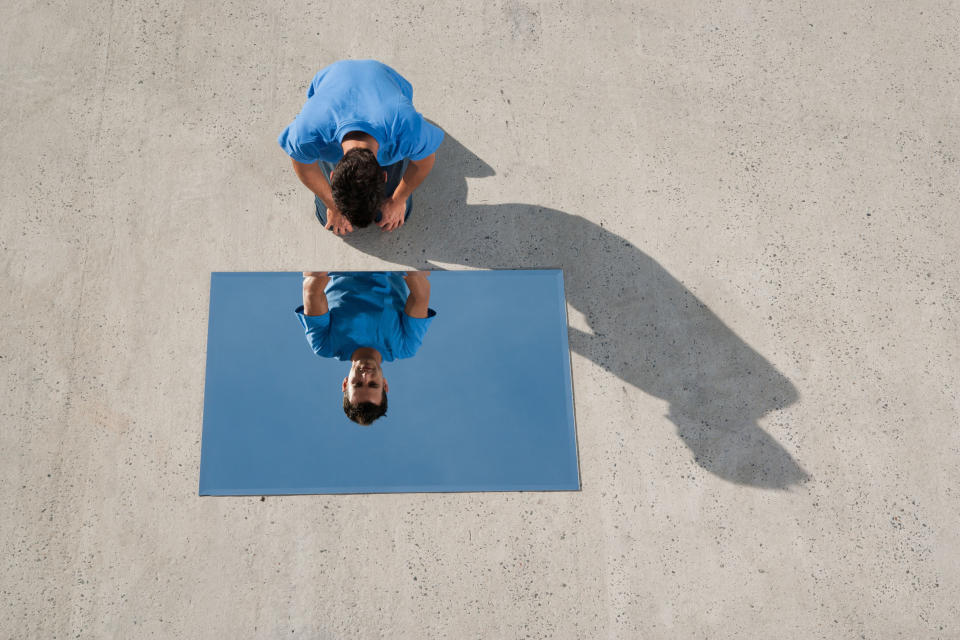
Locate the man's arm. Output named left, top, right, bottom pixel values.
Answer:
left=403, top=271, right=431, bottom=318
left=302, top=272, right=331, bottom=316
left=378, top=153, right=437, bottom=231
left=290, top=159, right=354, bottom=235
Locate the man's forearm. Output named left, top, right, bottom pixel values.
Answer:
left=302, top=275, right=330, bottom=316
left=403, top=277, right=431, bottom=319
left=390, top=153, right=436, bottom=202
left=291, top=159, right=336, bottom=211
left=404, top=294, right=430, bottom=319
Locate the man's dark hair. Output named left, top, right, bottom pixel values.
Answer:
left=342, top=391, right=388, bottom=426
left=331, top=148, right=383, bottom=228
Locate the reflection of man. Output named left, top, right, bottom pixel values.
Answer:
left=278, top=60, right=444, bottom=235
left=296, top=271, right=435, bottom=425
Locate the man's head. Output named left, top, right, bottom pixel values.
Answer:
left=331, top=148, right=385, bottom=228
left=341, top=355, right=389, bottom=426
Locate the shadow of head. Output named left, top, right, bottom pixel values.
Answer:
left=344, top=130, right=809, bottom=489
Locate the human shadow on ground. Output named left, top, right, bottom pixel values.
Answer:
left=342, top=132, right=809, bottom=489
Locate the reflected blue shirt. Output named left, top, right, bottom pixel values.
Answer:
left=278, top=60, right=444, bottom=166
left=295, top=272, right=436, bottom=362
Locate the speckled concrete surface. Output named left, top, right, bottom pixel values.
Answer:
left=2, top=1, right=958, bottom=638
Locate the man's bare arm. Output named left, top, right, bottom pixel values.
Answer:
left=403, top=271, right=431, bottom=319
left=392, top=153, right=436, bottom=203
left=291, top=160, right=334, bottom=208
left=302, top=272, right=331, bottom=316
left=290, top=159, right=353, bottom=235
left=378, top=153, right=437, bottom=231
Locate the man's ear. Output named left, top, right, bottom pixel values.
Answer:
left=383, top=170, right=388, bottom=183
left=383, top=379, right=389, bottom=394
left=342, top=377, right=348, bottom=392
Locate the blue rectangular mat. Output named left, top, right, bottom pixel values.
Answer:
left=199, top=269, right=579, bottom=494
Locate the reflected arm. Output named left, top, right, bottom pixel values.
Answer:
left=302, top=272, right=330, bottom=316
left=403, top=271, right=431, bottom=319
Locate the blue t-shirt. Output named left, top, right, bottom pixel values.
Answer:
left=296, top=272, right=436, bottom=362
left=278, top=60, right=444, bottom=166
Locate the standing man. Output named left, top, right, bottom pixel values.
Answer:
left=278, top=60, right=444, bottom=235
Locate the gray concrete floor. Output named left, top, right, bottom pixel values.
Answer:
left=2, top=1, right=958, bottom=638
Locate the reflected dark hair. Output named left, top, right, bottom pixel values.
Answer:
left=331, top=148, right=383, bottom=228
left=342, top=392, right=388, bottom=426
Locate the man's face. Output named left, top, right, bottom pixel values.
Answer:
left=342, top=358, right=388, bottom=405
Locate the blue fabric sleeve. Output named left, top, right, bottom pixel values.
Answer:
left=276, top=63, right=335, bottom=163
left=278, top=120, right=324, bottom=164
left=307, top=65, right=333, bottom=98
left=398, top=114, right=444, bottom=161
left=295, top=305, right=333, bottom=357
left=394, top=308, right=437, bottom=359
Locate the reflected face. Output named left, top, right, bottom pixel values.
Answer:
left=342, top=358, right=389, bottom=405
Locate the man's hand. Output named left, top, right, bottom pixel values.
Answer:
left=403, top=270, right=431, bottom=292
left=325, top=207, right=354, bottom=236
left=303, top=271, right=331, bottom=288
left=377, top=196, right=407, bottom=232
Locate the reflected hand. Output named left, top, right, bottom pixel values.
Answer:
left=325, top=207, right=354, bottom=236
left=302, top=271, right=330, bottom=289
left=377, top=196, right=407, bottom=232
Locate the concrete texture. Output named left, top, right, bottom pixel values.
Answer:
left=2, top=0, right=958, bottom=637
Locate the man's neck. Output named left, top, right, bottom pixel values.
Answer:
left=350, top=346, right=383, bottom=364
left=341, top=131, right=379, bottom=156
